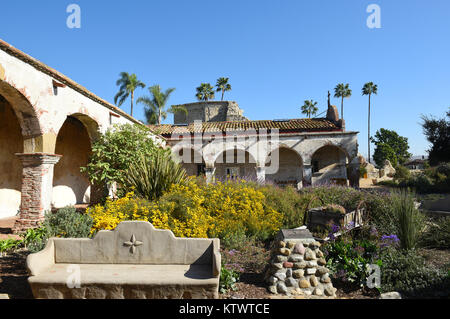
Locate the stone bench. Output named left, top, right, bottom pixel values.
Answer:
left=27, top=221, right=221, bottom=299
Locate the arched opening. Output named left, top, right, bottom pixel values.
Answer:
left=52, top=115, right=98, bottom=208
left=174, top=148, right=205, bottom=177
left=311, top=145, right=349, bottom=186
left=266, top=147, right=303, bottom=188
left=0, top=95, right=23, bottom=218
left=214, top=149, right=256, bottom=181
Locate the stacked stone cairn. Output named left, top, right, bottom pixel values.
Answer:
left=265, top=240, right=337, bottom=297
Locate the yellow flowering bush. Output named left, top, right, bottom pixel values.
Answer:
left=87, top=192, right=150, bottom=234
left=88, top=179, right=283, bottom=241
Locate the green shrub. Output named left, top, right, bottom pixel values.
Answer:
left=322, top=204, right=346, bottom=214
left=81, top=123, right=160, bottom=199
left=420, top=216, right=450, bottom=249
left=20, top=227, right=49, bottom=253
left=380, top=248, right=449, bottom=297
left=124, top=149, right=187, bottom=201
left=219, top=265, right=240, bottom=294
left=323, top=239, right=381, bottom=287
left=0, top=239, right=22, bottom=256
left=391, top=190, right=425, bottom=250
left=43, top=207, right=93, bottom=239
left=259, top=185, right=309, bottom=229
left=299, top=186, right=397, bottom=236
left=394, top=165, right=411, bottom=180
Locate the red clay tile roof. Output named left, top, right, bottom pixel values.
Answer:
left=148, top=118, right=342, bottom=137
left=0, top=39, right=141, bottom=125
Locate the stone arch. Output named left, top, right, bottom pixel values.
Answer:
left=52, top=114, right=99, bottom=208
left=265, top=147, right=304, bottom=188
left=311, top=144, right=349, bottom=186
left=214, top=148, right=257, bottom=181
left=171, top=144, right=205, bottom=177
left=0, top=94, right=24, bottom=217
left=0, top=79, right=43, bottom=152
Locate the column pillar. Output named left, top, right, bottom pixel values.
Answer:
left=303, top=164, right=312, bottom=187
left=205, top=165, right=216, bottom=184
left=13, top=153, right=61, bottom=233
left=255, top=166, right=266, bottom=184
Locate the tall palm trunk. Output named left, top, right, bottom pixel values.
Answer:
left=368, top=94, right=371, bottom=163
left=341, top=96, right=344, bottom=120
left=130, top=91, right=134, bottom=117
left=221, top=90, right=224, bottom=101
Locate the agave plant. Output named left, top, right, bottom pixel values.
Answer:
left=125, top=149, right=187, bottom=200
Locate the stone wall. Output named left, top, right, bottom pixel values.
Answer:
left=265, top=240, right=337, bottom=297
left=173, top=101, right=248, bottom=124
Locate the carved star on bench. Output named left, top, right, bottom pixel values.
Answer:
left=123, top=234, right=143, bottom=254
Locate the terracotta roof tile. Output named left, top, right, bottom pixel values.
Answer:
left=148, top=118, right=341, bottom=136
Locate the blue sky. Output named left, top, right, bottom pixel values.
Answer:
left=1, top=0, right=449, bottom=157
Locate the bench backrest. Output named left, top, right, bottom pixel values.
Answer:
left=53, top=221, right=218, bottom=265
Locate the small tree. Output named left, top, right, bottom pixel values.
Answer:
left=362, top=82, right=378, bottom=163
left=301, top=100, right=318, bottom=118
left=371, top=128, right=412, bottom=168
left=421, top=109, right=450, bottom=165
left=334, top=83, right=352, bottom=121
left=215, top=77, right=232, bottom=101
left=80, top=124, right=160, bottom=198
left=114, top=72, right=146, bottom=117
left=196, top=83, right=215, bottom=101
left=137, top=85, right=186, bottom=125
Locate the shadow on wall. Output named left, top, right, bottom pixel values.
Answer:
left=52, top=116, right=92, bottom=208
left=0, top=96, right=23, bottom=218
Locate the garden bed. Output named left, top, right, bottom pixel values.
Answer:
left=1, top=245, right=449, bottom=299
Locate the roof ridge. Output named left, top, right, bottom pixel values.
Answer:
left=0, top=38, right=141, bottom=125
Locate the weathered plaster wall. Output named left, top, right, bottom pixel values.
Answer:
left=166, top=131, right=358, bottom=185
left=311, top=146, right=347, bottom=185
left=52, top=117, right=91, bottom=208
left=214, top=150, right=256, bottom=181
left=174, top=101, right=247, bottom=124
left=266, top=148, right=303, bottom=186
left=0, top=48, right=138, bottom=155
left=0, top=97, right=23, bottom=217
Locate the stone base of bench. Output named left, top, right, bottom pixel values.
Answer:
left=30, top=283, right=218, bottom=299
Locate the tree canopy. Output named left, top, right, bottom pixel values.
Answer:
left=80, top=124, right=160, bottom=197
left=114, top=72, right=146, bottom=117
left=137, top=85, right=186, bottom=125
left=196, top=83, right=215, bottom=101
left=371, top=128, right=411, bottom=168
left=301, top=100, right=318, bottom=118
left=215, top=77, right=232, bottom=101
left=421, top=109, right=450, bottom=166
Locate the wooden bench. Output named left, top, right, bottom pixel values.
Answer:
left=27, top=221, right=221, bottom=299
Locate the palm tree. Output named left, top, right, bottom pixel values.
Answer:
left=114, top=72, right=146, bottom=117
left=137, top=85, right=186, bottom=125
left=196, top=83, right=215, bottom=101
left=362, top=82, right=378, bottom=163
left=301, top=100, right=319, bottom=118
left=334, top=83, right=352, bottom=120
left=215, top=77, right=232, bottom=101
